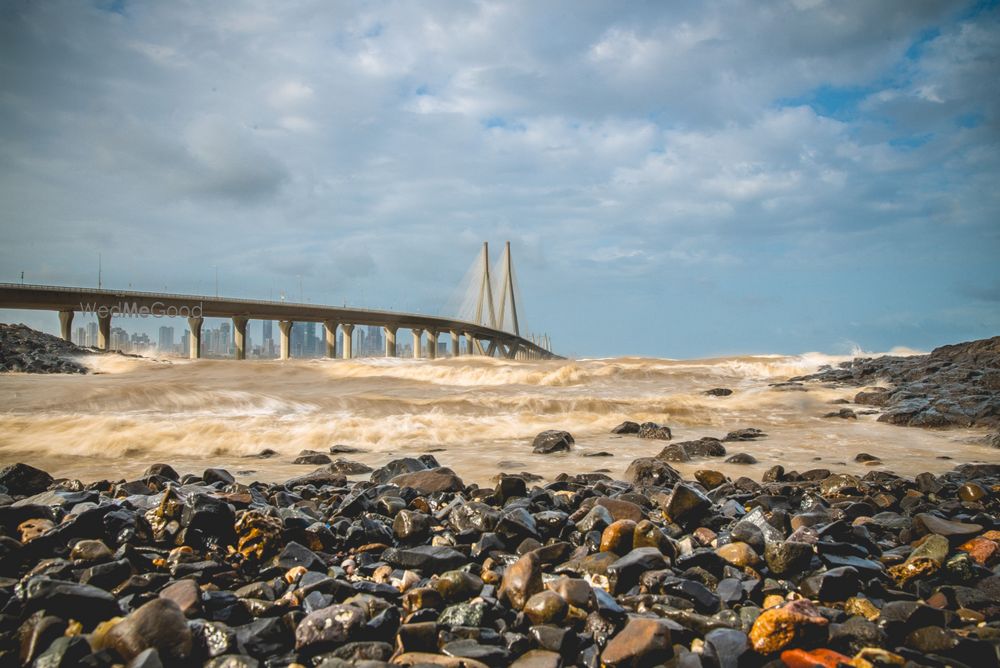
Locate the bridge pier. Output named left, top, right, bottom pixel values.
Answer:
left=233, top=316, right=248, bottom=360
left=58, top=310, right=73, bottom=342
left=187, top=316, right=203, bottom=359
left=324, top=320, right=338, bottom=358
left=426, top=330, right=438, bottom=359
left=341, top=324, right=354, bottom=359
left=278, top=320, right=293, bottom=360
left=450, top=330, right=460, bottom=357
left=384, top=326, right=397, bottom=357
left=96, top=312, right=111, bottom=351
left=411, top=329, right=423, bottom=359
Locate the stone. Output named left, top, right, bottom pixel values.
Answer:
left=600, top=519, right=637, bottom=555
left=329, top=458, right=373, bottom=474
left=702, top=628, right=752, bottom=668
left=717, top=542, right=759, bottom=568
left=611, top=421, right=641, bottom=434
left=294, top=604, right=366, bottom=652
left=18, top=518, right=53, bottom=542
left=499, top=551, right=542, bottom=610
left=608, top=547, right=668, bottom=595
left=800, top=566, right=860, bottom=602
left=0, top=463, right=53, bottom=496
left=383, top=545, right=466, bottom=574
left=523, top=590, right=569, bottom=625
left=655, top=444, right=691, bottom=462
left=959, top=536, right=999, bottom=566
left=31, top=636, right=91, bottom=667
left=70, top=539, right=113, bottom=562
left=853, top=453, right=880, bottom=463
left=723, top=428, right=766, bottom=441
left=432, top=570, right=483, bottom=602
left=159, top=578, right=202, bottom=617
left=638, top=422, right=672, bottom=440
left=624, top=458, right=681, bottom=487
left=532, top=430, right=574, bottom=453
left=694, top=469, right=727, bottom=489
left=390, top=468, right=465, bottom=494
left=142, top=463, right=179, bottom=481
left=284, top=466, right=348, bottom=488
left=914, top=512, right=983, bottom=538
left=202, top=468, right=235, bottom=485
left=663, top=483, right=712, bottom=524
left=779, top=648, right=854, bottom=668
left=22, top=576, right=122, bottom=628
left=725, top=453, right=757, bottom=464
left=705, top=388, right=734, bottom=396
left=510, top=649, right=562, bottom=668
left=276, top=541, right=326, bottom=572
left=393, top=510, right=432, bottom=541
left=958, top=481, right=988, bottom=503
left=764, top=541, right=813, bottom=576
left=748, top=599, right=829, bottom=654
left=601, top=617, right=673, bottom=667
left=370, top=457, right=427, bottom=484
left=293, top=452, right=332, bottom=465
left=595, top=497, right=646, bottom=522
left=105, top=598, right=193, bottom=662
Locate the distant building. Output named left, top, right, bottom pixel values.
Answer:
left=86, top=322, right=98, bottom=347
left=158, top=326, right=175, bottom=353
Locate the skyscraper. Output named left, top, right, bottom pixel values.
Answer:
left=86, top=322, right=98, bottom=347
left=158, top=326, right=175, bottom=352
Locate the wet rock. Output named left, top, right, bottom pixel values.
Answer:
left=294, top=451, right=332, bottom=465
left=638, top=422, right=672, bottom=440
left=800, top=566, right=860, bottom=601
left=854, top=453, right=880, bottom=463
left=913, top=512, right=982, bottom=538
left=705, top=388, right=734, bottom=397
left=601, top=617, right=673, bottom=667
left=694, top=469, right=727, bottom=490
left=716, top=542, right=759, bottom=568
left=294, top=604, right=366, bottom=652
left=600, top=520, right=637, bottom=555
left=105, top=598, right=193, bottom=662
left=370, top=457, right=428, bottom=484
left=823, top=408, right=857, bottom=419
left=663, top=483, right=712, bottom=525
left=532, top=430, right=574, bottom=453
left=608, top=547, right=668, bottom=594
left=383, top=545, right=466, bottom=574
left=510, top=649, right=562, bottom=668
left=285, top=466, right=348, bottom=488
left=31, top=635, right=91, bottom=667
left=142, top=463, right=179, bottom=481
left=0, top=463, right=53, bottom=496
left=611, top=421, right=641, bottom=434
left=725, top=453, right=757, bottom=465
left=624, top=458, right=681, bottom=487
left=328, top=458, right=373, bottom=474
left=523, top=590, right=568, bottom=625
left=394, top=509, right=432, bottom=541
left=764, top=541, right=813, bottom=576
left=748, top=599, right=829, bottom=654
left=659, top=438, right=726, bottom=461
left=499, top=551, right=543, bottom=610
left=723, top=428, right=766, bottom=442
left=159, top=578, right=202, bottom=617
left=202, top=468, right=235, bottom=485
left=702, top=627, right=752, bottom=668
left=390, top=468, right=465, bottom=494
left=22, top=576, right=121, bottom=628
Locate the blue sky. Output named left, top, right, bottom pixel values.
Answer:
left=0, top=0, right=998, bottom=358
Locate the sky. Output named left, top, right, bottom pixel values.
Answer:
left=0, top=0, right=998, bottom=358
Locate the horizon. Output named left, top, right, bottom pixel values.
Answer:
left=1, top=1, right=998, bottom=358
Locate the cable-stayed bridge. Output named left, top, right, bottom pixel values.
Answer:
left=0, top=242, right=559, bottom=360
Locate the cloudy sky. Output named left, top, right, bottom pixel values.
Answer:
left=1, top=0, right=998, bottom=358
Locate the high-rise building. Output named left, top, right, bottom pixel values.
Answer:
left=219, top=322, right=231, bottom=356
left=158, top=326, right=175, bottom=352
left=86, top=322, right=98, bottom=347
left=180, top=331, right=190, bottom=356
left=74, top=326, right=86, bottom=347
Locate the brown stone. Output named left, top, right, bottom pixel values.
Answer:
left=595, top=497, right=645, bottom=522
left=716, top=542, right=759, bottom=568
left=70, top=539, right=113, bottom=562
left=389, top=468, right=465, bottom=494
left=18, top=519, right=53, bottom=543
left=403, top=587, right=444, bottom=614
left=844, top=597, right=880, bottom=621
left=959, top=536, right=999, bottom=566
left=694, top=469, right=727, bottom=490
left=158, top=579, right=202, bottom=617
left=105, top=598, right=192, bottom=662
left=779, top=648, right=853, bottom=668
left=547, top=576, right=594, bottom=609
left=499, top=551, right=542, bottom=610
left=633, top=520, right=673, bottom=556
left=748, top=599, right=829, bottom=654
left=600, top=520, right=636, bottom=555
left=509, top=649, right=563, bottom=668
left=601, top=617, right=673, bottom=667
left=523, top=590, right=569, bottom=625
left=392, top=653, right=489, bottom=668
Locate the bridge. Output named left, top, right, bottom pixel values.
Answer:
left=0, top=242, right=559, bottom=361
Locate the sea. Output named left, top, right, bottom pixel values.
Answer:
left=0, top=352, right=993, bottom=485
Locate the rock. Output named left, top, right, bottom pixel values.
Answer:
left=31, top=635, right=91, bottom=667
left=655, top=444, right=691, bottom=462
left=370, top=457, right=428, bottom=484
left=638, top=422, right=672, bottom=440
left=105, top=598, right=193, bottom=662
left=914, top=512, right=983, bottom=538
left=389, top=468, right=465, bottom=494
left=159, top=578, right=202, bottom=617
left=704, top=388, right=733, bottom=397
left=70, top=539, right=113, bottom=562
left=523, top=590, right=568, bottom=625
left=22, top=577, right=121, bottom=628
left=958, top=481, right=988, bottom=502
left=284, top=466, right=348, bottom=488
left=601, top=617, right=673, bottom=667
left=142, top=463, right=179, bottom=481
left=764, top=541, right=813, bottom=576
left=276, top=541, right=326, bottom=572
left=202, top=468, right=235, bottom=485
left=694, top=469, right=727, bottom=489
left=607, top=547, right=668, bottom=594
left=663, top=483, right=712, bottom=524
left=624, top=458, right=681, bottom=487
left=823, top=408, right=857, bottom=419
left=0, top=463, right=53, bottom=496
left=725, top=453, right=757, bottom=464
left=611, top=421, right=640, bottom=434
left=532, top=430, right=574, bottom=454
left=293, top=452, right=331, bottom=465
left=393, top=509, right=432, bottom=541
left=600, top=520, right=637, bottom=555
left=723, top=428, right=766, bottom=441
left=294, top=604, right=366, bottom=652
left=328, top=458, right=373, bottom=474
left=510, top=650, right=562, bottom=668
left=432, top=570, right=483, bottom=603
left=717, top=542, right=759, bottom=568
left=853, top=453, right=880, bottom=463
left=800, top=566, right=860, bottom=602
left=499, top=551, right=542, bottom=610
left=703, top=628, right=752, bottom=668
left=383, top=545, right=466, bottom=574
left=779, top=648, right=855, bottom=668
left=658, top=438, right=725, bottom=461
left=748, top=599, right=829, bottom=654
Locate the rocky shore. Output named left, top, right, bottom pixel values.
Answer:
left=1, top=450, right=999, bottom=667
left=0, top=324, right=90, bottom=374
left=792, top=336, right=1000, bottom=437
